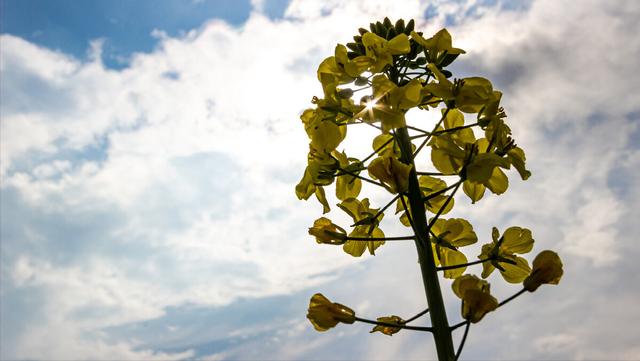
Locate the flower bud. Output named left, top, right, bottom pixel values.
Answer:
left=308, top=217, right=347, bottom=245
left=452, top=274, right=498, bottom=323
left=307, top=293, right=356, bottom=331
left=337, top=88, right=354, bottom=99
left=523, top=250, right=563, bottom=292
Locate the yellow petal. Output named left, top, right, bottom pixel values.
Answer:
left=387, top=34, right=410, bottom=54
left=295, top=168, right=316, bottom=200
left=368, top=156, right=412, bottom=194
left=315, top=186, right=330, bottom=214
left=501, top=227, right=534, bottom=254
left=441, top=248, right=468, bottom=279
left=461, top=289, right=498, bottom=323
left=507, top=147, right=532, bottom=181
left=479, top=244, right=495, bottom=278
left=367, top=227, right=386, bottom=255
left=485, top=167, right=508, bottom=194
left=498, top=255, right=531, bottom=283
left=452, top=274, right=489, bottom=299
left=342, top=226, right=369, bottom=257
left=463, top=180, right=485, bottom=204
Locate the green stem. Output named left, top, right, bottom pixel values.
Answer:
left=396, top=127, right=456, bottom=361
left=454, top=322, right=471, bottom=361
left=404, top=308, right=430, bottom=324
left=423, top=181, right=462, bottom=203
left=498, top=288, right=527, bottom=308
left=436, top=258, right=492, bottom=271
left=413, top=108, right=450, bottom=158
left=345, top=235, right=414, bottom=241
left=428, top=182, right=461, bottom=229
left=416, top=171, right=456, bottom=176
left=361, top=136, right=394, bottom=164
left=450, top=321, right=467, bottom=331
left=354, top=317, right=432, bottom=332
left=337, top=167, right=385, bottom=188
left=407, top=125, right=430, bottom=134
left=352, top=194, right=400, bottom=226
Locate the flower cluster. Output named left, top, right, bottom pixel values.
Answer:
left=295, top=18, right=563, bottom=357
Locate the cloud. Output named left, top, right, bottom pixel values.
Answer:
left=2, top=0, right=640, bottom=359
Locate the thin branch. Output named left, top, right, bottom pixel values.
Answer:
left=422, top=180, right=462, bottom=203
left=450, top=320, right=467, bottom=331
left=353, top=194, right=401, bottom=227
left=399, top=194, right=417, bottom=233
left=448, top=289, right=528, bottom=333
left=428, top=181, right=462, bottom=229
left=403, top=308, right=429, bottom=324
left=413, top=108, right=450, bottom=158
left=436, top=258, right=492, bottom=271
left=435, top=122, right=479, bottom=135
left=407, top=125, right=430, bottom=134
left=337, top=167, right=386, bottom=188
left=352, top=86, right=372, bottom=93
left=415, top=171, right=454, bottom=176
left=345, top=235, right=415, bottom=241
left=345, top=120, right=382, bottom=131
left=361, top=135, right=395, bottom=164
left=335, top=167, right=366, bottom=177
left=355, top=317, right=432, bottom=332
left=411, top=122, right=480, bottom=140
left=403, top=71, right=430, bottom=76
left=418, top=99, right=440, bottom=107
left=454, top=321, right=471, bottom=361
left=364, top=122, right=383, bottom=131
left=498, top=288, right=527, bottom=308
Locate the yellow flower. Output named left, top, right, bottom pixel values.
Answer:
left=337, top=198, right=386, bottom=257
left=419, top=175, right=455, bottom=214
left=301, top=108, right=346, bottom=154
left=410, top=28, right=465, bottom=65
left=308, top=217, right=347, bottom=245
left=361, top=32, right=410, bottom=73
left=479, top=226, right=533, bottom=283
left=367, top=155, right=413, bottom=194
left=452, top=274, right=498, bottom=323
left=333, top=150, right=362, bottom=201
left=370, top=315, right=404, bottom=336
left=307, top=293, right=356, bottom=332
left=524, top=250, right=563, bottom=292
left=422, top=64, right=494, bottom=113
left=431, top=218, right=478, bottom=279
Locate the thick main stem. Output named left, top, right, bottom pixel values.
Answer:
left=396, top=127, right=455, bottom=361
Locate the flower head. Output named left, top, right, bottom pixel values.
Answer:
left=308, top=217, right=347, bottom=245
left=431, top=218, right=478, bottom=279
left=479, top=226, right=533, bottom=283
left=524, top=250, right=563, bottom=292
left=337, top=198, right=386, bottom=257
left=452, top=274, right=498, bottom=323
left=307, top=293, right=356, bottom=332
left=367, top=155, right=412, bottom=194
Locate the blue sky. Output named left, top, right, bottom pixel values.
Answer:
left=1, top=0, right=290, bottom=68
left=1, top=0, right=640, bottom=360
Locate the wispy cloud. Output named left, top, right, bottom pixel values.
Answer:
left=1, top=0, right=640, bottom=359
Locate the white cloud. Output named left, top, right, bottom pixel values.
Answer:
left=2, top=0, right=640, bottom=359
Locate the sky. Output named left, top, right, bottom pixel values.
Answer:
left=1, top=0, right=640, bottom=360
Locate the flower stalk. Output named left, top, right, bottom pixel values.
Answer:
left=396, top=126, right=456, bottom=360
